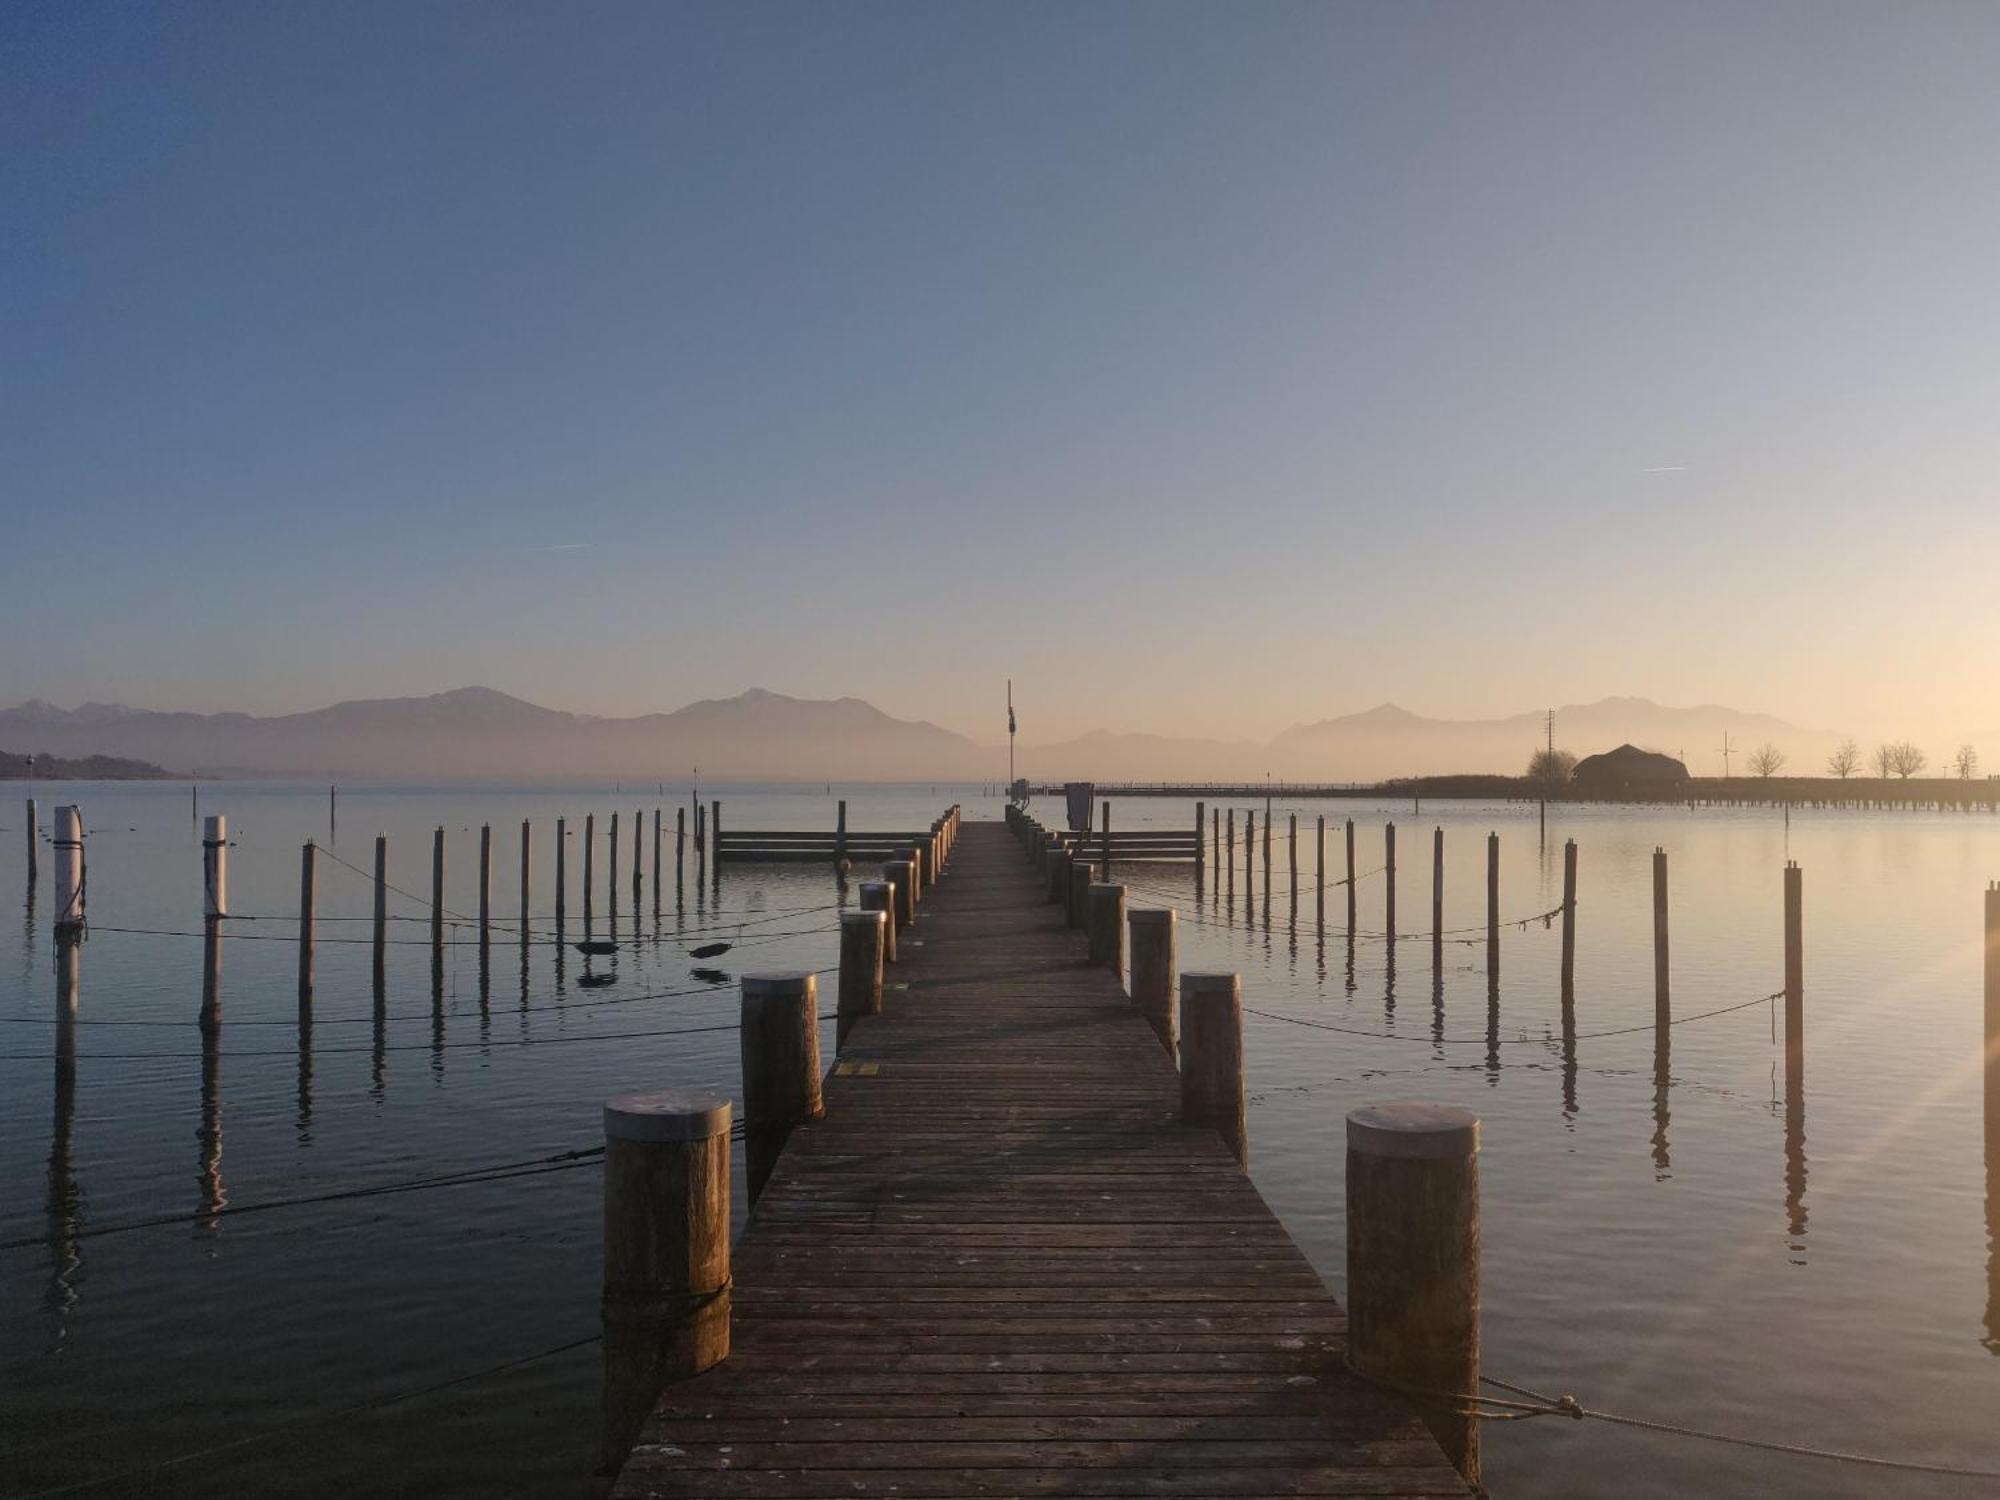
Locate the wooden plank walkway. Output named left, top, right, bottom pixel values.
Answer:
left=613, top=820, right=1476, bottom=1499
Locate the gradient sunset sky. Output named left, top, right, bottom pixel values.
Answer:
left=6, top=3, right=1998, bottom=745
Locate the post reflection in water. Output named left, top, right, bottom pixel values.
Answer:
left=1560, top=991, right=1579, bottom=1122
left=1783, top=1049, right=1809, bottom=1258
left=47, top=940, right=81, bottom=1328
left=1485, top=974, right=1500, bottom=1083
left=1430, top=964, right=1445, bottom=1051
left=198, top=1026, right=226, bottom=1227
left=1651, top=1022, right=1672, bottom=1176
left=1383, top=938, right=1396, bottom=1022
left=295, top=1015, right=313, bottom=1145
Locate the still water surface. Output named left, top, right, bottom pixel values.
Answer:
left=2, top=782, right=1997, bottom=1496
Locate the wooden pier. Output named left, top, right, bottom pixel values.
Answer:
left=611, top=819, right=1474, bottom=1499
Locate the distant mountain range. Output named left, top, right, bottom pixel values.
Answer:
left=0, top=686, right=1853, bottom=781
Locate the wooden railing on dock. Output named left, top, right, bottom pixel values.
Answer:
left=608, top=810, right=1476, bottom=1499
left=713, top=802, right=961, bottom=864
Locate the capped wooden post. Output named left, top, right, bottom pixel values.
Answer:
left=885, top=860, right=916, bottom=928
left=1047, top=844, right=1071, bottom=905
left=837, top=909, right=887, bottom=1049
left=1653, top=847, right=1670, bottom=1025
left=297, top=841, right=317, bottom=1009
left=1067, top=858, right=1093, bottom=930
left=1485, top=832, right=1499, bottom=978
left=25, top=797, right=37, bottom=886
left=1385, top=822, right=1397, bottom=936
left=1559, top=838, right=1578, bottom=1000
left=203, top=813, right=229, bottom=918
left=1087, top=882, right=1126, bottom=975
left=1346, top=1102, right=1482, bottom=1484
left=600, top=1089, right=732, bottom=1471
left=372, top=834, right=388, bottom=992
left=910, top=841, right=929, bottom=902
left=1784, top=861, right=1804, bottom=1065
left=859, top=879, right=896, bottom=963
left=1129, top=908, right=1177, bottom=1055
left=1180, top=973, right=1245, bottom=1167
left=1316, top=815, right=1326, bottom=930
left=429, top=825, right=445, bottom=975
left=740, top=973, right=824, bottom=1204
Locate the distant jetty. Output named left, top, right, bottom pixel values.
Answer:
left=1, top=750, right=180, bottom=780
left=1029, top=773, right=2000, bottom=810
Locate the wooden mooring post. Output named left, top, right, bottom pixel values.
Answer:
left=1345, top=818, right=1356, bottom=927
left=1385, top=822, right=1396, bottom=937
left=1194, top=799, right=1205, bottom=886
left=740, top=973, right=824, bottom=1205
left=609, top=814, right=619, bottom=909
left=632, top=806, right=643, bottom=896
left=1784, top=861, right=1804, bottom=1073
left=1288, top=814, right=1298, bottom=925
left=600, top=1090, right=732, bottom=1472
left=836, top=909, right=887, bottom=1049
left=886, top=859, right=915, bottom=929
left=1485, top=832, right=1499, bottom=979
left=859, top=879, right=896, bottom=963
left=430, top=825, right=446, bottom=983
left=478, top=823, right=493, bottom=958
left=25, top=797, right=37, bottom=886
left=1653, top=847, right=1670, bottom=1025
left=1346, top=1102, right=1482, bottom=1485
left=1180, top=971, right=1245, bottom=1168
left=372, top=833, right=388, bottom=994
left=651, top=809, right=662, bottom=913
left=1316, top=815, right=1326, bottom=930
left=297, top=841, right=317, bottom=1010
left=1129, top=908, right=1176, bottom=1055
left=1560, top=838, right=1577, bottom=1002
left=556, top=816, right=568, bottom=926
left=1087, top=882, right=1126, bottom=975
left=1431, top=826, right=1444, bottom=970
left=520, top=820, right=533, bottom=941
left=201, top=814, right=228, bottom=1032
left=584, top=813, right=596, bottom=926
left=1067, top=858, right=1093, bottom=930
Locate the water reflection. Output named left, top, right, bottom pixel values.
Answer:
left=1985, top=1035, right=1997, bottom=1353
left=1783, top=1050, right=1809, bottom=1259
left=1485, top=974, right=1500, bottom=1083
left=1651, top=1023, right=1672, bottom=1177
left=47, top=943, right=81, bottom=1330
left=296, top=1015, right=313, bottom=1146
left=197, top=1027, right=226, bottom=1227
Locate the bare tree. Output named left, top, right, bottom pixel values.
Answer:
left=1871, top=743, right=1896, bottom=779
left=1747, top=743, right=1786, bottom=778
left=1887, top=741, right=1928, bottom=779
left=1526, top=747, right=1578, bottom=789
left=1826, top=739, right=1861, bottom=779
left=1954, top=744, right=1980, bottom=780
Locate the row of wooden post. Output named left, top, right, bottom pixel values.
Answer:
left=599, top=803, right=959, bottom=1469
left=1007, top=802, right=1485, bottom=1481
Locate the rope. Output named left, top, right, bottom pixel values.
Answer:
left=1240, top=990, right=1780, bottom=1047
left=9, top=1333, right=602, bottom=1497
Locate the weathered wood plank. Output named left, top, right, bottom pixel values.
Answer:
left=611, top=820, right=1470, bottom=1500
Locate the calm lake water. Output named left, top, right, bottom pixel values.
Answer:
left=3, top=782, right=1997, bottom=1497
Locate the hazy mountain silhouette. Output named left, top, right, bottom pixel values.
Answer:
left=0, top=688, right=1842, bottom=781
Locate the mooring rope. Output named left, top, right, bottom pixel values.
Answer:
left=1240, top=990, right=1780, bottom=1047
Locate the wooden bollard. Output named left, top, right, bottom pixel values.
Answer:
left=1316, top=815, right=1326, bottom=929
left=52, top=806, right=81, bottom=1020
left=1129, top=908, right=1176, bottom=1055
left=710, top=799, right=721, bottom=882
left=1180, top=973, right=1245, bottom=1167
left=633, top=806, right=643, bottom=894
left=26, top=797, right=37, bottom=886
left=202, top=813, right=228, bottom=1031
left=1485, top=832, right=1499, bottom=978
left=835, top=799, right=847, bottom=863
left=1047, top=845, right=1071, bottom=905
left=652, top=809, right=662, bottom=910
left=1653, top=847, right=1670, bottom=1025
left=297, top=841, right=317, bottom=1009
left=1194, top=800, right=1206, bottom=882
left=1385, top=822, right=1396, bottom=936
left=675, top=807, right=685, bottom=881
left=1559, top=838, right=1577, bottom=1000
left=1225, top=809, right=1235, bottom=894
left=1087, top=883, right=1126, bottom=974
left=429, top=825, right=444, bottom=975
left=1288, top=814, right=1298, bottom=923
left=1068, top=858, right=1093, bottom=930
left=1784, top=861, right=1803, bottom=1064
left=859, top=880, right=896, bottom=963
left=609, top=813, right=619, bottom=905
left=372, top=836, right=386, bottom=1000
left=584, top=813, right=596, bottom=922
left=837, top=909, right=887, bottom=1048
left=600, top=1089, right=732, bottom=1471
left=1245, top=810, right=1256, bottom=888
left=885, top=860, right=916, bottom=928
left=907, top=843, right=927, bottom=905
left=1345, top=818, right=1356, bottom=925
left=740, top=973, right=824, bottom=1204
left=1346, top=1102, right=1482, bottom=1484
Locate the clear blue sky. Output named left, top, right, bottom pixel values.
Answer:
left=6, top=2, right=1998, bottom=744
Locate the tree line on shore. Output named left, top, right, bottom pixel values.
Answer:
left=1526, top=739, right=1985, bottom=786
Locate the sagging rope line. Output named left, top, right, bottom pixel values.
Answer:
left=1241, top=990, right=1781, bottom=1047
left=1353, top=1364, right=2000, bottom=1480
left=1117, top=874, right=1565, bottom=945
left=80, top=917, right=838, bottom=949
left=0, top=1146, right=608, bottom=1253
left=10, top=1333, right=603, bottom=1498
left=0, top=999, right=842, bottom=1064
